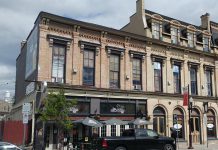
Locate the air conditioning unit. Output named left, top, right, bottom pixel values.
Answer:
left=134, top=85, right=141, bottom=90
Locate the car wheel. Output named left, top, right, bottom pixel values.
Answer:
left=163, top=144, right=174, bottom=150
left=115, top=146, right=127, bottom=150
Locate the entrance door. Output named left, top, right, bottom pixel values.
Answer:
left=153, top=116, right=165, bottom=136
left=153, top=107, right=166, bottom=136
left=191, top=108, right=201, bottom=144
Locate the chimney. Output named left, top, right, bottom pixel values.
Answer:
left=136, top=0, right=145, bottom=15
left=21, top=40, right=26, bottom=49
left=136, top=0, right=147, bottom=28
left=201, top=13, right=210, bottom=31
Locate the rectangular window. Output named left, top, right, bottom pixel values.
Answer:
left=173, top=64, right=181, bottom=93
left=153, top=22, right=160, bottom=39
left=154, top=61, right=162, bottom=92
left=171, top=27, right=178, bottom=44
left=190, top=67, right=198, bottom=95
left=52, top=44, right=66, bottom=83
left=188, top=33, right=194, bottom=48
left=111, top=125, right=116, bottom=136
left=101, top=125, right=106, bottom=137
left=83, top=49, right=95, bottom=86
left=110, top=54, right=120, bottom=88
left=203, top=37, right=209, bottom=52
left=120, top=125, right=126, bottom=136
left=133, top=58, right=142, bottom=90
left=206, top=70, right=212, bottom=96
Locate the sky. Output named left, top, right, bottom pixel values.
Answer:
left=0, top=0, right=217, bottom=100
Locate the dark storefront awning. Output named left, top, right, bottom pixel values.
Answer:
left=73, top=117, right=103, bottom=127
left=129, top=118, right=152, bottom=125
left=102, top=118, right=128, bottom=125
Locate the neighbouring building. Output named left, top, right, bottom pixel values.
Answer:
left=0, top=100, right=12, bottom=140
left=9, top=0, right=218, bottom=149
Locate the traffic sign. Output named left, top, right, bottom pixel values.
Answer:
left=23, top=113, right=29, bottom=124
left=22, top=103, right=31, bottom=114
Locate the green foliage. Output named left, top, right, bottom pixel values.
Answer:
left=39, top=89, right=76, bottom=131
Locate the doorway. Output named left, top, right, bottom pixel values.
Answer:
left=153, top=107, right=166, bottom=136
left=190, top=108, right=201, bottom=144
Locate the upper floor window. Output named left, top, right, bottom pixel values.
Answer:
left=153, top=22, right=160, bottom=39
left=171, top=27, right=178, bottom=44
left=154, top=61, right=162, bottom=92
left=203, top=37, right=210, bottom=52
left=173, top=64, right=181, bottom=93
left=133, top=58, right=142, bottom=90
left=52, top=44, right=66, bottom=83
left=83, top=49, right=95, bottom=86
left=206, top=70, right=212, bottom=96
left=188, top=32, right=194, bottom=48
left=110, top=54, right=120, bottom=88
left=190, top=67, right=198, bottom=95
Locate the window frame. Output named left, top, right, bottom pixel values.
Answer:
left=109, top=54, right=120, bottom=89
left=188, top=32, right=194, bottom=48
left=132, top=58, right=142, bottom=90
left=190, top=66, right=198, bottom=95
left=203, top=37, right=210, bottom=52
left=82, top=48, right=95, bottom=86
left=173, top=64, right=181, bottom=94
left=171, top=27, right=178, bottom=44
left=205, top=70, right=213, bottom=96
left=51, top=43, right=66, bottom=83
left=153, top=22, right=160, bottom=40
left=154, top=61, right=163, bottom=92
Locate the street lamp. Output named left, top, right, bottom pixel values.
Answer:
left=188, top=96, right=194, bottom=149
left=203, top=102, right=208, bottom=148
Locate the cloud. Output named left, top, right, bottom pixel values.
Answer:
left=0, top=0, right=218, bottom=100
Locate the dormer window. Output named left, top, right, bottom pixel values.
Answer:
left=152, top=22, right=160, bottom=39
left=203, top=37, right=210, bottom=52
left=171, top=27, right=178, bottom=44
left=188, top=32, right=194, bottom=48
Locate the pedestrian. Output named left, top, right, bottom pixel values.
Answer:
left=170, top=127, right=177, bottom=142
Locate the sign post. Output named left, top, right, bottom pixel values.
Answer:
left=22, top=103, right=31, bottom=148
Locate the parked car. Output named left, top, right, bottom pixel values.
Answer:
left=0, top=142, right=22, bottom=150
left=96, top=128, right=176, bottom=150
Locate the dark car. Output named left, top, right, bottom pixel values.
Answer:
left=96, top=128, right=176, bottom=150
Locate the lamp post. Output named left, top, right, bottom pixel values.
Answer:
left=203, top=102, right=208, bottom=148
left=188, top=96, right=194, bottom=149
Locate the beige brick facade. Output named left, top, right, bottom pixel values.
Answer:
left=13, top=0, right=218, bottom=148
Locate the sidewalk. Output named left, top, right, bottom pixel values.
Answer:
left=177, top=141, right=218, bottom=150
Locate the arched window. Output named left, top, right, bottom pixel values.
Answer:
left=207, top=109, right=216, bottom=138
left=173, top=108, right=185, bottom=139
left=153, top=106, right=166, bottom=135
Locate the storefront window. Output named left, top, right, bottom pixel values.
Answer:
left=100, top=102, right=135, bottom=115
left=69, top=102, right=90, bottom=115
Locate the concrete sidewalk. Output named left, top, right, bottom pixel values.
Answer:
left=177, top=141, right=218, bottom=150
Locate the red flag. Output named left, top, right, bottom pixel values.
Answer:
left=183, top=86, right=188, bottom=106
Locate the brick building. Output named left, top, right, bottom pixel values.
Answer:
left=11, top=0, right=218, bottom=149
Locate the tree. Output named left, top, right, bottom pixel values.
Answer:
left=39, top=89, right=76, bottom=148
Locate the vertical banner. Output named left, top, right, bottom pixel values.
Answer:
left=183, top=86, right=188, bottom=106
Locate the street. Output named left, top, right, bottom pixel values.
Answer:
left=177, top=141, right=218, bottom=150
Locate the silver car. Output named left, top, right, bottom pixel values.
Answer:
left=0, top=142, right=22, bottom=150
